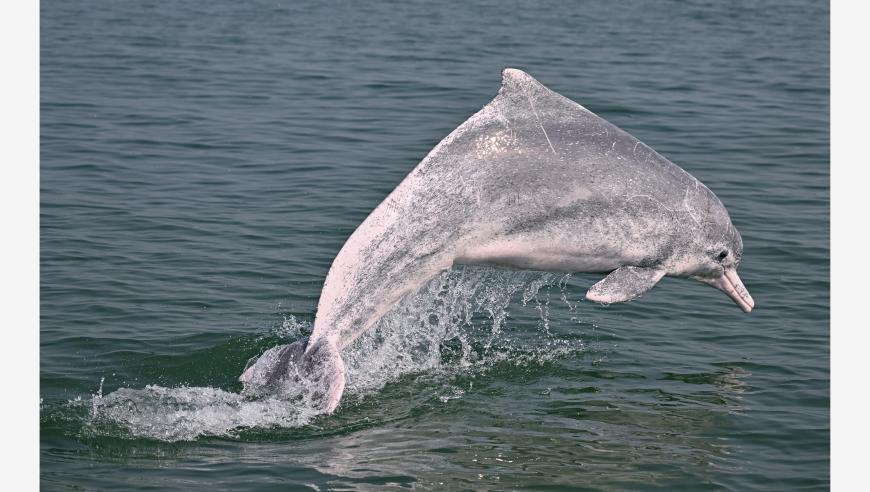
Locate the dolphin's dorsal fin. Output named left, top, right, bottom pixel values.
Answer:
left=500, top=68, right=545, bottom=92
left=495, top=68, right=589, bottom=123
left=585, top=266, right=666, bottom=304
left=498, top=68, right=555, bottom=101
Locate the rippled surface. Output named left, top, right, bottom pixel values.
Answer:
left=41, top=0, right=829, bottom=489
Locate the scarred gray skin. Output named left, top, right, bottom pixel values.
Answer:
left=241, top=69, right=754, bottom=413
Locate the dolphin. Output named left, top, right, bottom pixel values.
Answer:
left=240, top=68, right=754, bottom=413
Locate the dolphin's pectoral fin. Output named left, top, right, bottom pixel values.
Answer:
left=585, top=266, right=666, bottom=305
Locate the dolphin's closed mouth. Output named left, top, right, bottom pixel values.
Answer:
left=708, top=268, right=755, bottom=313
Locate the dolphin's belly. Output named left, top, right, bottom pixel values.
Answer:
left=455, top=237, right=631, bottom=274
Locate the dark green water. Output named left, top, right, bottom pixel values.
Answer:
left=41, top=0, right=829, bottom=489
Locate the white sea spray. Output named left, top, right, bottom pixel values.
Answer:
left=81, top=266, right=587, bottom=441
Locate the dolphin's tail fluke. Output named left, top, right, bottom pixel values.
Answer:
left=239, top=337, right=346, bottom=414
left=302, top=337, right=346, bottom=413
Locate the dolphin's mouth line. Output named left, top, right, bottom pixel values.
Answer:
left=707, top=268, right=755, bottom=313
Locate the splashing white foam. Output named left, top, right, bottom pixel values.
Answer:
left=83, top=266, right=587, bottom=441
left=343, top=266, right=582, bottom=396
left=86, top=385, right=319, bottom=441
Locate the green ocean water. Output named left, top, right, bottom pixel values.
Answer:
left=41, top=0, right=829, bottom=489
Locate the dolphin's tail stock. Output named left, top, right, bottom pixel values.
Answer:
left=239, top=337, right=346, bottom=413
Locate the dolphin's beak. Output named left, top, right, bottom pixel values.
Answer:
left=705, top=267, right=755, bottom=313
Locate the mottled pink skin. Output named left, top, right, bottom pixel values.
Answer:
left=269, top=69, right=753, bottom=412
left=700, top=268, right=755, bottom=313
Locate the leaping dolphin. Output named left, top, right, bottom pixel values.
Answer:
left=240, top=68, right=754, bottom=413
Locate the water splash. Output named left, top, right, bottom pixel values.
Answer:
left=78, top=266, right=587, bottom=441
left=86, top=386, right=319, bottom=441
left=343, top=266, right=584, bottom=397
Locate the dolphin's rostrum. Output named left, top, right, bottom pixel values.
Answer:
left=240, top=69, right=754, bottom=413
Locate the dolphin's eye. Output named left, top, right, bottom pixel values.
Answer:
left=717, top=250, right=728, bottom=261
